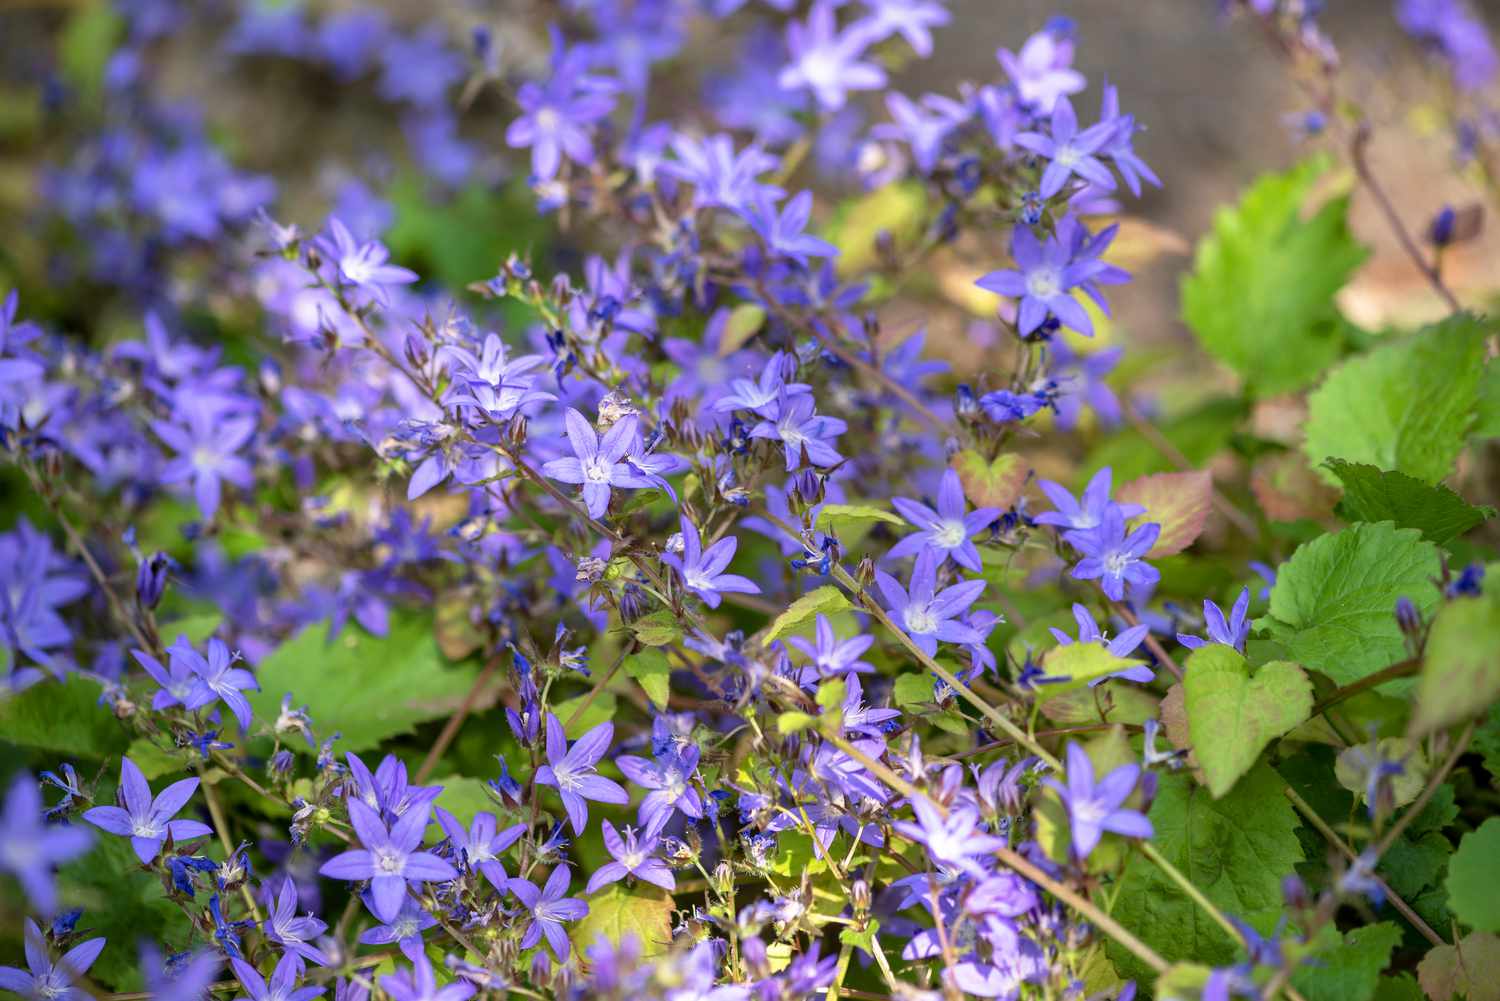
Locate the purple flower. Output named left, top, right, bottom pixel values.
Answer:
left=152, top=397, right=256, bottom=520
left=357, top=893, right=437, bottom=963
left=1044, top=742, right=1153, bottom=859
left=1015, top=97, right=1117, bottom=199
left=509, top=864, right=589, bottom=961
left=1049, top=604, right=1154, bottom=685
left=0, top=918, right=105, bottom=1001
left=83, top=757, right=212, bottom=865
left=534, top=714, right=628, bottom=834
left=264, top=877, right=330, bottom=966
left=317, top=799, right=457, bottom=922
left=1032, top=467, right=1143, bottom=543
left=141, top=947, right=220, bottom=1001
left=1068, top=507, right=1161, bottom=602
left=836, top=674, right=901, bottom=737
left=749, top=392, right=848, bottom=471
left=172, top=635, right=258, bottom=732
left=343, top=752, right=440, bottom=825
left=744, top=190, right=838, bottom=264
left=663, top=515, right=761, bottom=609
left=853, top=0, right=950, bottom=57
left=1098, top=83, right=1160, bottom=197
left=541, top=409, right=655, bottom=519
left=320, top=218, right=417, bottom=306
left=230, top=953, right=324, bottom=1001
left=873, top=549, right=985, bottom=657
left=887, top=469, right=1001, bottom=572
left=133, top=644, right=215, bottom=716
left=892, top=798, right=1004, bottom=877
left=712, top=353, right=811, bottom=417
left=975, top=222, right=1097, bottom=337
left=617, top=744, right=704, bottom=834
left=660, top=133, right=780, bottom=212
left=997, top=27, right=1085, bottom=111
left=788, top=613, right=875, bottom=681
left=0, top=291, right=44, bottom=386
left=0, top=775, right=91, bottom=916
left=506, top=34, right=617, bottom=182
left=778, top=2, right=887, bottom=111
left=586, top=821, right=675, bottom=894
left=434, top=808, right=525, bottom=870
left=1178, top=587, right=1251, bottom=653
left=873, top=92, right=968, bottom=174
left=379, top=952, right=475, bottom=1001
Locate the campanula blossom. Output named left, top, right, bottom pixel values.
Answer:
left=152, top=396, right=256, bottom=520
left=0, top=773, right=91, bottom=916
left=616, top=743, right=704, bottom=834
left=788, top=613, right=876, bottom=681
left=887, top=468, right=1002, bottom=572
left=173, top=635, right=258, bottom=732
left=660, top=133, right=780, bottom=211
left=1068, top=507, right=1161, bottom=602
left=357, top=893, right=437, bottom=963
left=853, top=0, right=951, bottom=57
left=1044, top=742, right=1153, bottom=859
left=975, top=221, right=1098, bottom=337
left=1177, top=587, right=1251, bottom=653
left=541, top=409, right=655, bottom=519
left=873, top=92, right=968, bottom=175
left=586, top=821, right=675, bottom=894
left=873, top=549, right=985, bottom=657
left=1097, top=83, right=1160, bottom=197
left=0, top=919, right=106, bottom=1001
left=1049, top=604, right=1155, bottom=685
left=83, top=757, right=213, bottom=865
left=319, top=218, right=417, bottom=305
left=379, top=952, right=476, bottom=1001
left=230, top=953, right=324, bottom=1001
left=506, top=32, right=617, bottom=181
left=317, top=800, right=457, bottom=922
left=892, top=798, right=1004, bottom=878
left=1032, top=467, right=1143, bottom=543
left=434, top=808, right=525, bottom=870
left=749, top=391, right=848, bottom=471
left=713, top=353, right=811, bottom=418
left=662, top=515, right=761, bottom=609
left=534, top=714, right=629, bottom=834
left=1015, top=97, right=1118, bottom=199
left=133, top=643, right=216, bottom=715
left=779, top=3, right=887, bottom=111
left=508, top=864, right=588, bottom=961
left=743, top=190, right=838, bottom=264
left=998, top=26, right=1085, bottom=111
left=263, top=878, right=329, bottom=966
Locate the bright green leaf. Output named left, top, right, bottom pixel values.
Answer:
left=57, top=836, right=185, bottom=990
left=814, top=504, right=905, bottom=533
left=624, top=649, right=672, bottom=710
left=246, top=616, right=479, bottom=753
left=1182, top=156, right=1368, bottom=397
left=571, top=881, right=675, bottom=959
left=630, top=610, right=682, bottom=647
left=1327, top=459, right=1495, bottom=544
left=764, top=586, right=852, bottom=642
left=1107, top=764, right=1304, bottom=982
left=1292, top=922, right=1401, bottom=1001
left=719, top=303, right=766, bottom=355
left=0, top=674, right=129, bottom=758
left=552, top=692, right=618, bottom=739
left=1447, top=818, right=1500, bottom=932
left=1262, top=522, right=1443, bottom=688
left=431, top=776, right=501, bottom=830
left=1304, top=315, right=1492, bottom=485
left=1039, top=642, right=1148, bottom=696
left=1184, top=646, right=1312, bottom=797
left=1474, top=360, right=1500, bottom=440
left=1410, top=592, right=1500, bottom=737
left=893, top=673, right=934, bottom=707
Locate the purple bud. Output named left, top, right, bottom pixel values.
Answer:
left=1395, top=596, right=1421, bottom=637
left=135, top=552, right=174, bottom=610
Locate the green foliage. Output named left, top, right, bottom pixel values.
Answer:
left=1084, top=398, right=1247, bottom=483
left=246, top=616, right=479, bottom=753
left=1447, top=819, right=1500, bottom=933
left=570, top=882, right=676, bottom=959
left=1292, top=922, right=1402, bottom=1001
left=1261, top=522, right=1442, bottom=688
left=1107, top=763, right=1304, bottom=982
left=623, top=648, right=672, bottom=710
left=630, top=610, right=682, bottom=646
left=1182, top=156, right=1368, bottom=397
left=1304, top=315, right=1492, bottom=485
left=764, top=585, right=852, bottom=641
left=1410, top=591, right=1500, bottom=737
left=1475, top=360, right=1500, bottom=440
left=1039, top=641, right=1148, bottom=695
left=1183, top=646, right=1311, bottom=797
left=1326, top=459, right=1494, bottom=545
left=387, top=175, right=547, bottom=293
left=1417, top=931, right=1500, bottom=1001
left=432, top=776, right=501, bottom=830
left=814, top=503, right=905, bottom=534
left=552, top=691, right=618, bottom=738
left=892, top=673, right=934, bottom=706
left=0, top=674, right=129, bottom=758
left=57, top=836, right=185, bottom=990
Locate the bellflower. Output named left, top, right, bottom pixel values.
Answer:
left=319, top=218, right=417, bottom=305
left=1015, top=97, right=1118, bottom=199
left=83, top=757, right=213, bottom=865
left=1, top=775, right=91, bottom=914
left=508, top=864, right=588, bottom=961
left=264, top=877, right=330, bottom=967
left=174, top=635, right=258, bottom=732
left=660, top=133, right=780, bottom=212
left=506, top=33, right=617, bottom=182
left=788, top=613, right=876, bottom=681
left=1098, top=83, right=1160, bottom=197
left=133, top=644, right=215, bottom=715
left=1049, top=604, right=1155, bottom=685
left=778, top=2, right=887, bottom=111
left=357, top=894, right=437, bottom=963
left=712, top=353, right=811, bottom=418
left=152, top=396, right=256, bottom=520
left=1068, top=507, right=1161, bottom=602
left=541, top=409, right=655, bottom=519
left=662, top=515, right=761, bottom=609
left=873, top=92, right=968, bottom=175
left=434, top=808, right=525, bottom=870
left=892, top=798, right=1004, bottom=878
left=975, top=221, right=1098, bottom=337
left=379, top=952, right=476, bottom=1001
left=616, top=743, right=704, bottom=834
left=1178, top=587, right=1251, bottom=653
left=997, top=26, right=1085, bottom=111
left=1032, top=466, right=1143, bottom=543
left=534, top=714, right=629, bottom=834
left=0, top=919, right=106, bottom=1001
left=586, top=820, right=675, bottom=894
left=230, top=953, right=325, bottom=1001
left=1044, top=742, right=1153, bottom=859
left=874, top=550, right=985, bottom=657
left=749, top=391, right=848, bottom=471
left=317, top=800, right=458, bottom=922
left=853, top=0, right=951, bottom=57
left=743, top=190, right=838, bottom=264
left=887, top=468, right=1001, bottom=572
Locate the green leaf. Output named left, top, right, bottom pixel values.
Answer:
left=719, top=303, right=766, bottom=355
left=951, top=450, right=1028, bottom=511
left=1182, top=156, right=1368, bottom=397
left=1107, top=763, right=1304, bottom=982
left=57, top=836, right=185, bottom=990
left=777, top=711, right=818, bottom=735
left=1326, top=459, right=1495, bottom=545
left=59, top=5, right=123, bottom=107
left=246, top=616, right=479, bottom=753
left=552, top=692, right=618, bottom=738
left=1410, top=592, right=1500, bottom=737
left=1084, top=398, right=1247, bottom=484
left=893, top=673, right=934, bottom=707
left=431, top=776, right=500, bottom=830
left=623, top=649, right=672, bottom=710
left=764, top=586, right=852, bottom=642
left=0, top=674, right=129, bottom=758
left=571, top=880, right=675, bottom=960
left=1304, top=315, right=1492, bottom=485
left=1474, top=361, right=1500, bottom=440
left=1417, top=931, right=1500, bottom=1001
left=1447, top=818, right=1500, bottom=932
left=1262, top=522, right=1443, bottom=688
left=814, top=503, right=905, bottom=533
left=1117, top=470, right=1214, bottom=557
left=1039, top=641, right=1148, bottom=695
left=1184, top=647, right=1312, bottom=797
left=1292, top=922, right=1401, bottom=1001
left=630, top=610, right=682, bottom=647
left=1372, top=974, right=1425, bottom=1001
left=156, top=611, right=224, bottom=646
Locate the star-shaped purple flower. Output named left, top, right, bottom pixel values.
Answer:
left=434, top=807, right=525, bottom=871
left=975, top=222, right=1097, bottom=337
left=892, top=798, right=1004, bottom=878
left=1178, top=587, right=1251, bottom=653
left=749, top=391, right=848, bottom=471
left=1049, top=603, right=1154, bottom=685
left=509, top=864, right=588, bottom=961
left=788, top=613, right=876, bottom=682
left=887, top=469, right=1001, bottom=573
left=541, top=409, right=654, bottom=519
left=317, top=800, right=457, bottom=923
left=1032, top=466, right=1143, bottom=544
left=230, top=953, right=324, bottom=1001
left=83, top=757, right=212, bottom=865
left=616, top=744, right=704, bottom=834
left=0, top=919, right=106, bottom=1001
left=264, top=877, right=330, bottom=967
left=873, top=549, right=985, bottom=657
left=1015, top=97, right=1118, bottom=199
left=663, top=515, right=761, bottom=610
left=1067, top=507, right=1161, bottom=602
left=534, top=714, right=628, bottom=834
left=1044, top=742, right=1153, bottom=859
left=585, top=821, right=675, bottom=894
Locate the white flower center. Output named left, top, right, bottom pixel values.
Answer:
left=1026, top=267, right=1062, bottom=300
left=1104, top=552, right=1131, bottom=577
left=903, top=604, right=938, bottom=636
left=1054, top=144, right=1081, bottom=169
left=934, top=520, right=967, bottom=549
left=583, top=456, right=613, bottom=483
left=132, top=819, right=161, bottom=838
left=535, top=107, right=561, bottom=134
left=374, top=848, right=406, bottom=875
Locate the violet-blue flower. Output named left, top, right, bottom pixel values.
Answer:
left=0, top=919, right=106, bottom=1001
left=1044, top=742, right=1153, bottom=859
left=379, top=952, right=475, bottom=1001
left=541, top=409, right=654, bottom=519
left=152, top=396, right=256, bottom=520
left=852, top=0, right=951, bottom=57
left=662, top=514, right=761, bottom=610
left=1049, top=604, right=1155, bottom=685
left=508, top=864, right=588, bottom=961
left=997, top=26, right=1085, bottom=111
left=357, top=893, right=437, bottom=964
left=230, top=953, right=324, bottom=1001
left=1067, top=507, right=1161, bottom=602
left=0, top=774, right=91, bottom=915
left=319, top=218, right=417, bottom=306
left=788, top=613, right=875, bottom=681
left=317, top=799, right=457, bottom=922
left=1178, top=587, right=1251, bottom=653
left=892, top=798, right=1004, bottom=878
left=264, top=877, right=330, bottom=966
left=887, top=468, right=1001, bottom=573
left=616, top=743, right=704, bottom=834
left=83, top=757, right=212, bottom=865
left=1015, top=97, right=1118, bottom=199
left=873, top=549, right=985, bottom=657
left=749, top=391, right=848, bottom=471
left=778, top=2, right=887, bottom=111
left=975, top=222, right=1097, bottom=337
left=534, top=713, right=628, bottom=834
left=1032, top=466, right=1143, bottom=543
left=585, top=820, right=675, bottom=894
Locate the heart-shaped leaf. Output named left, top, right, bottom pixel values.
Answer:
left=1118, top=470, right=1213, bottom=556
left=951, top=449, right=1027, bottom=510
left=1184, top=646, right=1312, bottom=797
